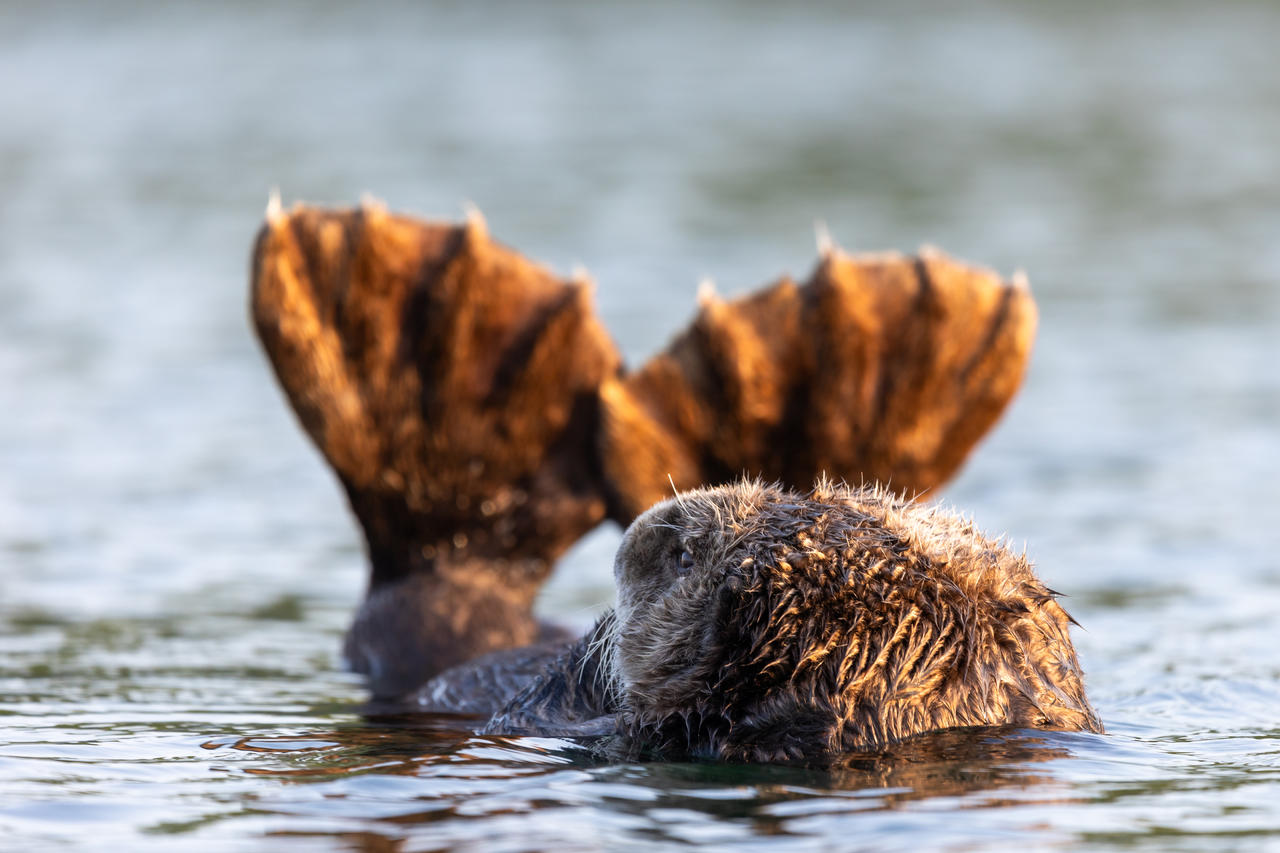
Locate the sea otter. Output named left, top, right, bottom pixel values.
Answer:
left=415, top=480, right=1102, bottom=762
left=251, top=200, right=1038, bottom=699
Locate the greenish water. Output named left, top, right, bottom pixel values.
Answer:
left=2, top=2, right=1279, bottom=849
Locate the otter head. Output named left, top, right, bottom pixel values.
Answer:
left=610, top=481, right=773, bottom=711
left=609, top=479, right=845, bottom=762
left=608, top=480, right=1101, bottom=763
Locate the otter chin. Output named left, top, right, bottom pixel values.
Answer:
left=599, top=479, right=1102, bottom=762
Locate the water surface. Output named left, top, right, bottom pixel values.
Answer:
left=2, top=2, right=1279, bottom=849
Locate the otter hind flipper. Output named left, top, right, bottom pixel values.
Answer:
left=251, top=202, right=622, bottom=694
left=251, top=202, right=1039, bottom=702
left=598, top=247, right=1037, bottom=521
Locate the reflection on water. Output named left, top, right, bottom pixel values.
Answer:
left=2, top=0, right=1280, bottom=849
left=190, top=722, right=1090, bottom=849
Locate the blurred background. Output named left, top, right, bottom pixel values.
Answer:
left=2, top=2, right=1278, bottom=849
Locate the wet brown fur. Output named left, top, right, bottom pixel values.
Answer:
left=251, top=203, right=1037, bottom=698
left=580, top=480, right=1100, bottom=761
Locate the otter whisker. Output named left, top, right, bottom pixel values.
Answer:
left=667, top=474, right=687, bottom=512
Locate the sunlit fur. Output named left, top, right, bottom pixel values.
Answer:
left=605, top=479, right=1101, bottom=762
left=254, top=203, right=1036, bottom=700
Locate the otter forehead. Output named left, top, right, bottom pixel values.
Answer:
left=615, top=498, right=683, bottom=556
left=613, top=482, right=785, bottom=585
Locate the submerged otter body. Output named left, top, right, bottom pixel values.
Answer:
left=415, top=481, right=1101, bottom=761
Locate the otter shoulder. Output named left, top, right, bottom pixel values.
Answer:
left=480, top=614, right=620, bottom=738
left=407, top=639, right=571, bottom=718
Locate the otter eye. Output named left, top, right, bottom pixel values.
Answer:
left=677, top=549, right=695, bottom=574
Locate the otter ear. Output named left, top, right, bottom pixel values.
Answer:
left=598, top=247, right=1036, bottom=520
left=251, top=202, right=622, bottom=584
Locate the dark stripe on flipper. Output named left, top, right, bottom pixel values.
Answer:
left=958, top=281, right=1015, bottom=386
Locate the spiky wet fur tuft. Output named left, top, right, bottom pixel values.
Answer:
left=604, top=479, right=1101, bottom=762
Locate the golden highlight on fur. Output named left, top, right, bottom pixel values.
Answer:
left=476, top=480, right=1100, bottom=762
left=598, top=248, right=1038, bottom=520
left=606, top=480, right=1101, bottom=760
left=251, top=201, right=1037, bottom=699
